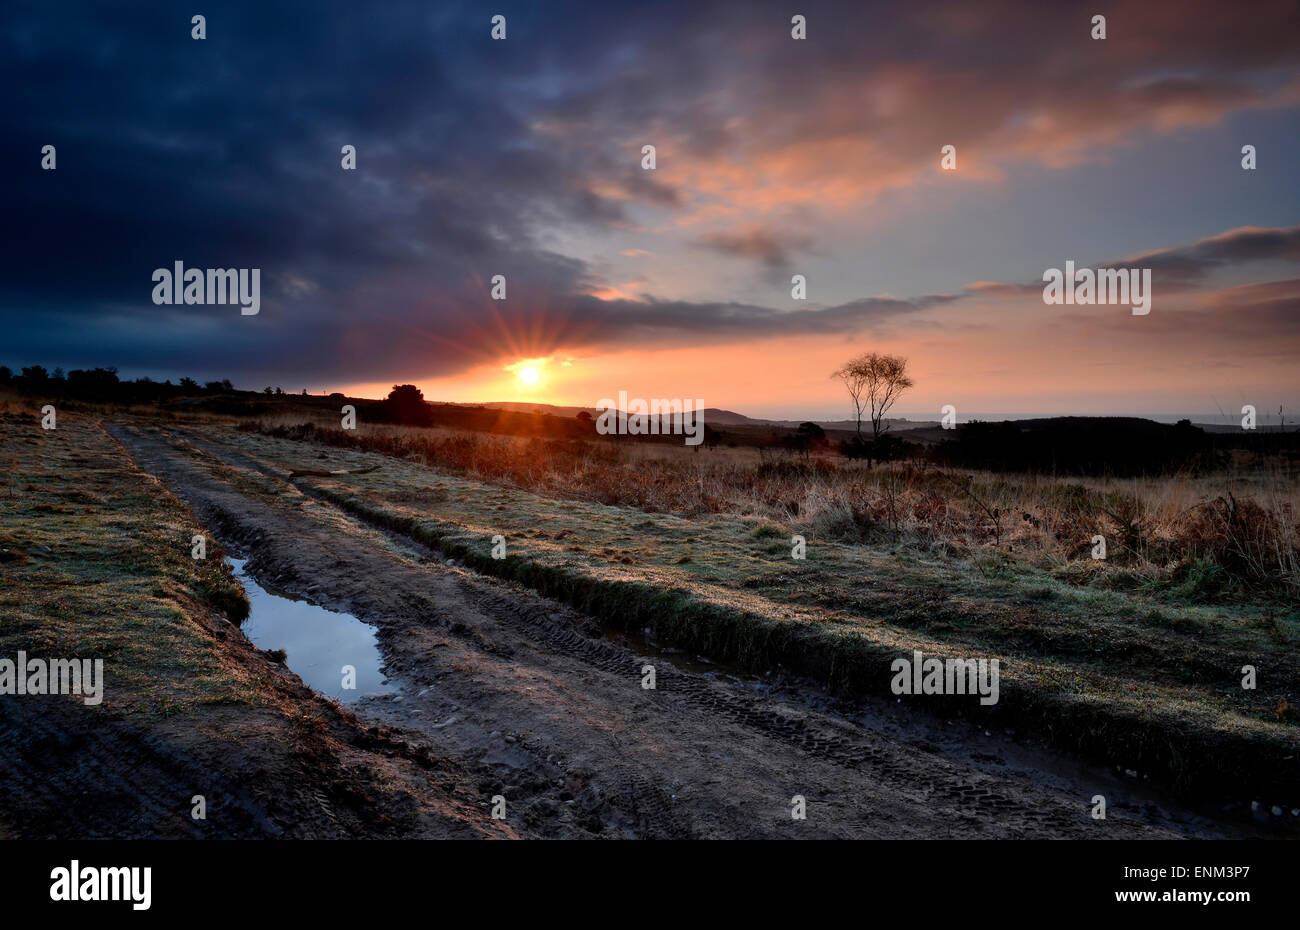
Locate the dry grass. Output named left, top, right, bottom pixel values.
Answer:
left=195, top=418, right=1300, bottom=803
left=243, top=419, right=1300, bottom=601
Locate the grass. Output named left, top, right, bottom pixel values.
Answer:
left=0, top=403, right=257, bottom=715
left=242, top=418, right=1300, bottom=602
left=202, top=419, right=1299, bottom=804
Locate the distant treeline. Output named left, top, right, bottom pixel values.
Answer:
left=1, top=364, right=331, bottom=417
left=947, top=417, right=1300, bottom=475
left=830, top=418, right=1296, bottom=476
left=767, top=417, right=1297, bottom=475
left=939, top=418, right=1220, bottom=476
left=2, top=365, right=243, bottom=402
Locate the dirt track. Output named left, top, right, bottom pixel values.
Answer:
left=103, top=418, right=1248, bottom=839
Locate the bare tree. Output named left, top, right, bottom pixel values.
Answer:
left=832, top=352, right=915, bottom=440
left=833, top=360, right=870, bottom=439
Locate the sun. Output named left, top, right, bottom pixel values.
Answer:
left=506, top=357, right=549, bottom=388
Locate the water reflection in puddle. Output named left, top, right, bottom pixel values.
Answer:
left=227, top=557, right=398, bottom=702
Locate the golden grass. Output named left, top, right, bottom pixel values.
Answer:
left=244, top=418, right=1300, bottom=600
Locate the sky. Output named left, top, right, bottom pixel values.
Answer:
left=2, top=0, right=1298, bottom=421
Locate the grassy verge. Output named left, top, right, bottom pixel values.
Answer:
left=0, top=408, right=256, bottom=713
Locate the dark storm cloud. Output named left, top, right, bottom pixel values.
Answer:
left=0, top=0, right=620, bottom=383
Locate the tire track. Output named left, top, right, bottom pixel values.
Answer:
left=106, top=419, right=1232, bottom=838
left=147, top=421, right=1039, bottom=822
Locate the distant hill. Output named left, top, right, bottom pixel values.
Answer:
left=466, top=401, right=593, bottom=418
left=469, top=400, right=929, bottom=432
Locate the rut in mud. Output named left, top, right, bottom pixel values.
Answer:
left=105, top=418, right=1250, bottom=838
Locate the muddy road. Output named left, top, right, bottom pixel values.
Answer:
left=105, top=418, right=1247, bottom=838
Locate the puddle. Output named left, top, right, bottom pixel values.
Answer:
left=226, top=557, right=398, bottom=702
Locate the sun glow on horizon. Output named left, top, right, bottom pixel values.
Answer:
left=504, top=356, right=551, bottom=392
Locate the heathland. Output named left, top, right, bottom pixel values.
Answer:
left=1, top=379, right=1296, bottom=837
